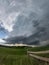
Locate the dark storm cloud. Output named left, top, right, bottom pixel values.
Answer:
left=9, top=0, right=49, bottom=37
left=1, top=0, right=49, bottom=45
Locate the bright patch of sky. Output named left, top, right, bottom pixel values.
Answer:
left=0, top=38, right=5, bottom=44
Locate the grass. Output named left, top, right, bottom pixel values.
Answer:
left=0, top=55, right=31, bottom=65
left=27, top=45, right=49, bottom=51
left=0, top=46, right=27, bottom=55
left=0, top=46, right=49, bottom=65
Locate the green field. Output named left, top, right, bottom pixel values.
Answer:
left=27, top=45, right=49, bottom=51
left=0, top=46, right=49, bottom=65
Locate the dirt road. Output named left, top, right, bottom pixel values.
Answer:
left=27, top=50, right=49, bottom=62
left=27, top=50, right=49, bottom=54
left=29, top=54, right=49, bottom=62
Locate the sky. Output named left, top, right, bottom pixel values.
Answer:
left=0, top=0, right=49, bottom=45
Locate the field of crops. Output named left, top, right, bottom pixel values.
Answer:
left=0, top=46, right=49, bottom=65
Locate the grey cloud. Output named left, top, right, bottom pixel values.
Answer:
left=8, top=0, right=45, bottom=37
left=1, top=0, right=49, bottom=45
left=9, top=14, right=36, bottom=37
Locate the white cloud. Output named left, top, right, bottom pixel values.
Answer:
left=0, top=12, right=20, bottom=32
left=0, top=39, right=5, bottom=43
left=10, top=1, right=16, bottom=6
left=4, top=12, right=20, bottom=32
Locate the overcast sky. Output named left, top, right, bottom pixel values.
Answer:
left=0, top=0, right=49, bottom=44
